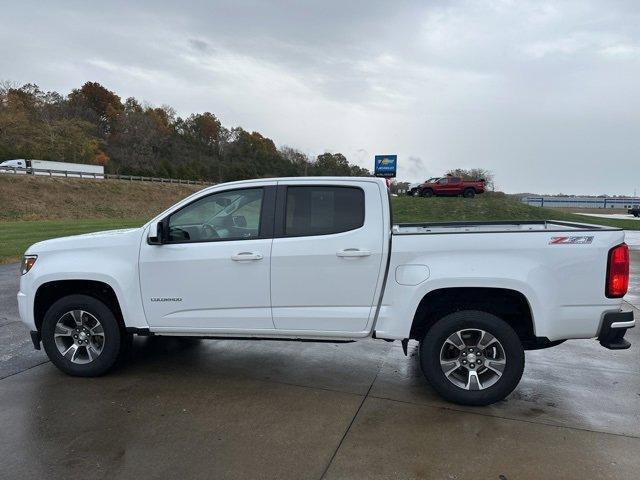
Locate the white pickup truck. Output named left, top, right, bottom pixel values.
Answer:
left=18, top=177, right=634, bottom=405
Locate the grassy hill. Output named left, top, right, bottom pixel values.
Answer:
left=0, top=174, right=203, bottom=221
left=1, top=175, right=638, bottom=263
left=392, top=194, right=640, bottom=229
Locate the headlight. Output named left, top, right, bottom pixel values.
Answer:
left=21, top=255, right=37, bottom=275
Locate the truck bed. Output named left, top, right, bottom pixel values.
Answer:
left=392, top=220, right=618, bottom=235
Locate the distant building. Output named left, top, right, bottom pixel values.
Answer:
left=522, top=196, right=640, bottom=209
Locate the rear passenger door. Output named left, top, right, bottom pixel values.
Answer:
left=446, top=177, right=462, bottom=194
left=270, top=181, right=385, bottom=333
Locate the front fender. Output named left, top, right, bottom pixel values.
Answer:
left=19, top=233, right=148, bottom=330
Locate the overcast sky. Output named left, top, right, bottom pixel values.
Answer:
left=2, top=0, right=639, bottom=194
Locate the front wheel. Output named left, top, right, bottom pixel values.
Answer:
left=41, top=295, right=124, bottom=377
left=420, top=188, right=434, bottom=198
left=419, top=310, right=524, bottom=406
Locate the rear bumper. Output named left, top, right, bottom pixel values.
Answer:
left=598, top=310, right=635, bottom=350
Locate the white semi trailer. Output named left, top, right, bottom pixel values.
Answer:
left=0, top=159, right=104, bottom=178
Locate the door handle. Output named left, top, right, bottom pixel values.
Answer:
left=336, top=248, right=371, bottom=258
left=231, top=252, right=263, bottom=261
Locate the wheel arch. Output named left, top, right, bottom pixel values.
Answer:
left=409, top=287, right=539, bottom=348
left=34, top=280, right=125, bottom=333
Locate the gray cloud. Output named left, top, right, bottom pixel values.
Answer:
left=1, top=0, right=639, bottom=194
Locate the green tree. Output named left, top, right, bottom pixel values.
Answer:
left=313, top=152, right=351, bottom=176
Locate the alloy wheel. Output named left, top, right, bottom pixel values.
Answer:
left=439, top=328, right=506, bottom=390
left=54, top=310, right=105, bottom=364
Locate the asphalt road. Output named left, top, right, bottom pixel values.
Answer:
left=1, top=256, right=639, bottom=479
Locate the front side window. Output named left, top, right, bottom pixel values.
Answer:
left=168, top=188, right=263, bottom=242
left=285, top=186, right=364, bottom=236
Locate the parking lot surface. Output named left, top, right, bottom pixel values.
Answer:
left=1, top=255, right=639, bottom=479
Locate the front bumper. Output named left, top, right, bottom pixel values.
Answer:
left=17, top=290, right=35, bottom=329
left=598, top=310, right=635, bottom=350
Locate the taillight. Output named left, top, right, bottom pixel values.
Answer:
left=606, top=243, right=629, bottom=298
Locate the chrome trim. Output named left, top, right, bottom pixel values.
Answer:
left=610, top=320, right=635, bottom=329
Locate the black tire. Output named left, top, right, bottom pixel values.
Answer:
left=463, top=188, right=475, bottom=198
left=419, top=310, right=524, bottom=406
left=420, top=188, right=434, bottom=198
left=41, top=294, right=124, bottom=377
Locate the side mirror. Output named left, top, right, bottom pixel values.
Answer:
left=147, top=221, right=165, bottom=245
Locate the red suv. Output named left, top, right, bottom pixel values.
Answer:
left=419, top=176, right=485, bottom=198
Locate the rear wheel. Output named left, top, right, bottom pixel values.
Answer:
left=419, top=310, right=524, bottom=406
left=420, top=188, right=434, bottom=198
left=463, top=188, right=475, bottom=198
left=41, top=295, right=124, bottom=377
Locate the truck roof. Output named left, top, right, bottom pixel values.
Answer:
left=205, top=176, right=388, bottom=189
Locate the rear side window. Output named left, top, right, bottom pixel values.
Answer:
left=285, top=186, right=364, bottom=236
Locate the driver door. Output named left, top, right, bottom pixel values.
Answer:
left=139, top=185, right=276, bottom=332
left=435, top=177, right=448, bottom=194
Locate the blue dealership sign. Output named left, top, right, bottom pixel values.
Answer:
left=374, top=155, right=397, bottom=178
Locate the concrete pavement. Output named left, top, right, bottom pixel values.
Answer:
left=0, top=264, right=46, bottom=380
left=0, top=257, right=639, bottom=479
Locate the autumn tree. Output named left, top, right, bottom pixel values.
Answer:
left=446, top=168, right=494, bottom=190
left=280, top=146, right=310, bottom=175
left=69, top=82, right=123, bottom=136
left=1, top=80, right=372, bottom=182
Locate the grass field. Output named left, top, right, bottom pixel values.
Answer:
left=2, top=189, right=639, bottom=264
left=1, top=218, right=145, bottom=264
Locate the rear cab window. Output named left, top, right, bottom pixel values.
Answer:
left=285, top=186, right=364, bottom=236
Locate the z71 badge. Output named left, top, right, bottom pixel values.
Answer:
left=549, top=236, right=594, bottom=245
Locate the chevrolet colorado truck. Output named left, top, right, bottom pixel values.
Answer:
left=18, top=177, right=634, bottom=405
left=419, top=176, right=485, bottom=198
